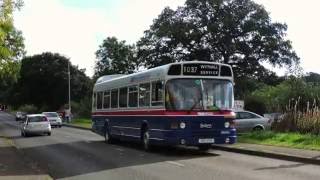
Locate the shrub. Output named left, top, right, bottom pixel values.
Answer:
left=244, top=96, right=267, bottom=115
left=273, top=99, right=320, bottom=135
left=69, top=96, right=91, bottom=118
left=18, top=104, right=38, bottom=114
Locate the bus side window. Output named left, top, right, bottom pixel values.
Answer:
left=97, top=92, right=103, bottom=109
left=139, top=83, right=150, bottom=107
left=111, top=89, right=119, bottom=108
left=119, top=87, right=128, bottom=108
left=103, top=91, right=110, bottom=109
left=93, top=92, right=97, bottom=110
left=151, top=81, right=164, bottom=106
left=129, top=86, right=138, bottom=107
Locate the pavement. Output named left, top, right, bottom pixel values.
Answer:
left=1, top=112, right=320, bottom=180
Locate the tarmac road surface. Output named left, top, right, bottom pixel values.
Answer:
left=1, top=112, right=320, bottom=180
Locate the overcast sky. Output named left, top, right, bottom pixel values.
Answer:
left=14, top=0, right=320, bottom=77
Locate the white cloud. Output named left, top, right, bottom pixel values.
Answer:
left=15, top=0, right=320, bottom=77
left=14, top=0, right=185, bottom=77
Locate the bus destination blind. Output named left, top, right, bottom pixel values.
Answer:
left=183, top=64, right=219, bottom=76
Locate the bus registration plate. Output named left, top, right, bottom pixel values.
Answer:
left=198, top=138, right=215, bottom=143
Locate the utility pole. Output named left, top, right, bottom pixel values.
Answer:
left=68, top=60, right=71, bottom=122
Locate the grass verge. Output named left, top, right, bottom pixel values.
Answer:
left=70, top=118, right=91, bottom=129
left=238, top=131, right=320, bottom=151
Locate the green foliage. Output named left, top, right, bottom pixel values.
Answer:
left=70, top=96, right=91, bottom=118
left=0, top=0, right=25, bottom=79
left=70, top=118, right=91, bottom=129
left=239, top=131, right=320, bottom=151
left=18, top=104, right=38, bottom=114
left=234, top=78, right=266, bottom=99
left=245, top=75, right=320, bottom=134
left=11, top=52, right=93, bottom=110
left=273, top=99, right=320, bottom=135
left=137, top=0, right=299, bottom=80
left=249, top=77, right=320, bottom=113
left=244, top=96, right=267, bottom=115
left=94, top=37, right=138, bottom=79
left=304, top=72, right=320, bottom=84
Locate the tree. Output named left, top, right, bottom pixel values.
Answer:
left=94, top=37, right=138, bottom=79
left=304, top=72, right=320, bottom=84
left=137, top=0, right=299, bottom=80
left=0, top=0, right=25, bottom=80
left=12, top=52, right=92, bottom=110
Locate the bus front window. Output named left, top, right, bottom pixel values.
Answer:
left=166, top=79, right=233, bottom=111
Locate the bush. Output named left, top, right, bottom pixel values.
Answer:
left=273, top=99, right=320, bottom=135
left=244, top=96, right=267, bottom=115
left=250, top=77, right=320, bottom=113
left=18, top=104, right=39, bottom=114
left=70, top=96, right=91, bottom=118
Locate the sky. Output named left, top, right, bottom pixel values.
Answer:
left=13, top=0, right=320, bottom=77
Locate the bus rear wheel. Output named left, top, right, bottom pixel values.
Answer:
left=142, top=130, right=151, bottom=151
left=105, top=127, right=115, bottom=144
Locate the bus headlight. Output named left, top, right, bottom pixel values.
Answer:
left=224, top=122, right=230, bottom=128
left=180, top=122, right=186, bottom=129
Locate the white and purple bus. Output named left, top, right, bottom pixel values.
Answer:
left=92, top=61, right=236, bottom=151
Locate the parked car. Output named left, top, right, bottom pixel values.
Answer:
left=42, top=112, right=62, bottom=128
left=21, top=114, right=51, bottom=136
left=15, top=111, right=27, bottom=121
left=234, top=110, right=271, bottom=133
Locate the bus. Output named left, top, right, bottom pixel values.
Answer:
left=92, top=61, right=236, bottom=151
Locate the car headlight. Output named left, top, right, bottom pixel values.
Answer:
left=180, top=122, right=186, bottom=129
left=224, top=122, right=230, bottom=128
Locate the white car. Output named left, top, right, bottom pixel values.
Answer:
left=234, top=110, right=271, bottom=133
left=42, top=112, right=62, bottom=128
left=21, top=114, right=51, bottom=136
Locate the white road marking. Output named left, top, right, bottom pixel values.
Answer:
left=166, top=161, right=185, bottom=167
left=115, top=148, right=124, bottom=152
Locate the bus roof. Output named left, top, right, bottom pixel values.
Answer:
left=94, top=61, right=233, bottom=91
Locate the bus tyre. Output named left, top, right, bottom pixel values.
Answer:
left=198, top=145, right=211, bottom=151
left=105, top=128, right=115, bottom=144
left=142, top=130, right=151, bottom=151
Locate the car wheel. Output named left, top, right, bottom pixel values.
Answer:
left=198, top=145, right=211, bottom=151
left=253, top=126, right=263, bottom=131
left=142, top=129, right=152, bottom=151
left=47, top=132, right=51, bottom=136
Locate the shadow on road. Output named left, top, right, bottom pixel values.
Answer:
left=254, top=163, right=306, bottom=170
left=4, top=139, right=219, bottom=179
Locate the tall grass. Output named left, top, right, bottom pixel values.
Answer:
left=273, top=98, right=320, bottom=135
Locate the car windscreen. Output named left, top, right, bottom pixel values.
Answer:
left=43, top=112, right=59, bottom=117
left=28, top=116, right=47, bottom=122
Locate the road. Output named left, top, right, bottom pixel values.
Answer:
left=1, top=112, right=320, bottom=180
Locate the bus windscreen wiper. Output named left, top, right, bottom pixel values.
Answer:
left=189, top=97, right=202, bottom=112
